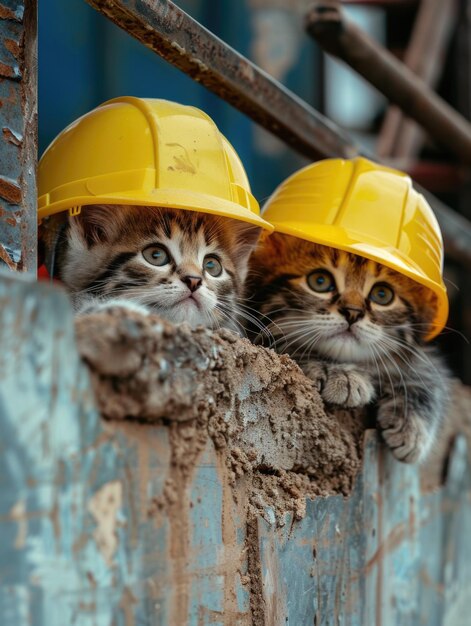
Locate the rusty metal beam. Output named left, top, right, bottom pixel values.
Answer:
left=86, top=0, right=471, bottom=269
left=378, top=0, right=459, bottom=160
left=84, top=0, right=358, bottom=162
left=0, top=0, right=37, bottom=272
left=306, top=1, right=471, bottom=167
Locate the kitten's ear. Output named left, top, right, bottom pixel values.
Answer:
left=235, top=222, right=263, bottom=252
left=232, top=222, right=263, bottom=281
left=262, top=232, right=288, bottom=255
left=69, top=204, right=124, bottom=247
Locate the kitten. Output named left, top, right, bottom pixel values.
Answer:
left=41, top=204, right=261, bottom=332
left=248, top=233, right=450, bottom=463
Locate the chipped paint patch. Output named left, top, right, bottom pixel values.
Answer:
left=9, top=499, right=27, bottom=548
left=0, top=177, right=21, bottom=204
left=0, top=244, right=17, bottom=269
left=88, top=481, right=123, bottom=567
left=0, top=4, right=24, bottom=21
left=4, top=38, right=20, bottom=58
left=0, top=60, right=20, bottom=79
left=2, top=127, right=22, bottom=146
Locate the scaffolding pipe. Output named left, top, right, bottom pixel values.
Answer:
left=305, top=1, right=471, bottom=167
left=377, top=0, right=459, bottom=160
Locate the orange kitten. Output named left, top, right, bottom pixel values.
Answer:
left=248, top=234, right=450, bottom=463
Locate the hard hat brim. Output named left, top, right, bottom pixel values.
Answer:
left=38, top=188, right=274, bottom=232
left=272, top=222, right=448, bottom=341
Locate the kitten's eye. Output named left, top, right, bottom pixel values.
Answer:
left=307, top=269, right=336, bottom=293
left=369, top=283, right=394, bottom=306
left=142, top=245, right=171, bottom=267
left=204, top=256, right=223, bottom=277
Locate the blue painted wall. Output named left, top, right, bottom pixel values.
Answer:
left=39, top=0, right=318, bottom=201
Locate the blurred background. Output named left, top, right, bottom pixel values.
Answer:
left=39, top=0, right=471, bottom=381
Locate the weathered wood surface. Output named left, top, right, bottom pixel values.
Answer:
left=1, top=269, right=470, bottom=625
left=0, top=0, right=37, bottom=271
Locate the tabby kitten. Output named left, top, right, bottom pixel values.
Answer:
left=42, top=204, right=260, bottom=332
left=248, top=233, right=450, bottom=463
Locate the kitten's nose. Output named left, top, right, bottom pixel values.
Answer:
left=339, top=305, right=365, bottom=325
left=182, top=275, right=203, bottom=292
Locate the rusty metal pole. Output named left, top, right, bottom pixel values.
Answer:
left=305, top=0, right=471, bottom=167
left=378, top=0, right=459, bottom=160
left=0, top=0, right=37, bottom=272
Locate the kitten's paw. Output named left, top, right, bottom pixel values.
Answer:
left=301, top=361, right=326, bottom=393
left=322, top=365, right=375, bottom=408
left=302, top=362, right=375, bottom=408
left=377, top=407, right=432, bottom=463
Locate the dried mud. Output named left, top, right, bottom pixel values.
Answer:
left=76, top=308, right=471, bottom=513
left=76, top=308, right=368, bottom=520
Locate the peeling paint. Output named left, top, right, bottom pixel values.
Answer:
left=88, top=480, right=123, bottom=567
left=2, top=127, right=22, bottom=146
left=0, top=60, right=20, bottom=79
left=0, top=4, right=24, bottom=22
left=0, top=244, right=17, bottom=269
left=4, top=37, right=20, bottom=58
left=9, top=500, right=27, bottom=549
left=0, top=176, right=22, bottom=204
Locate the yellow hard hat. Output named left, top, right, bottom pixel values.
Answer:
left=38, top=96, right=272, bottom=231
left=262, top=157, right=448, bottom=340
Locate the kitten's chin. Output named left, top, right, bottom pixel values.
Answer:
left=155, top=299, right=213, bottom=329
left=316, top=335, right=372, bottom=363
